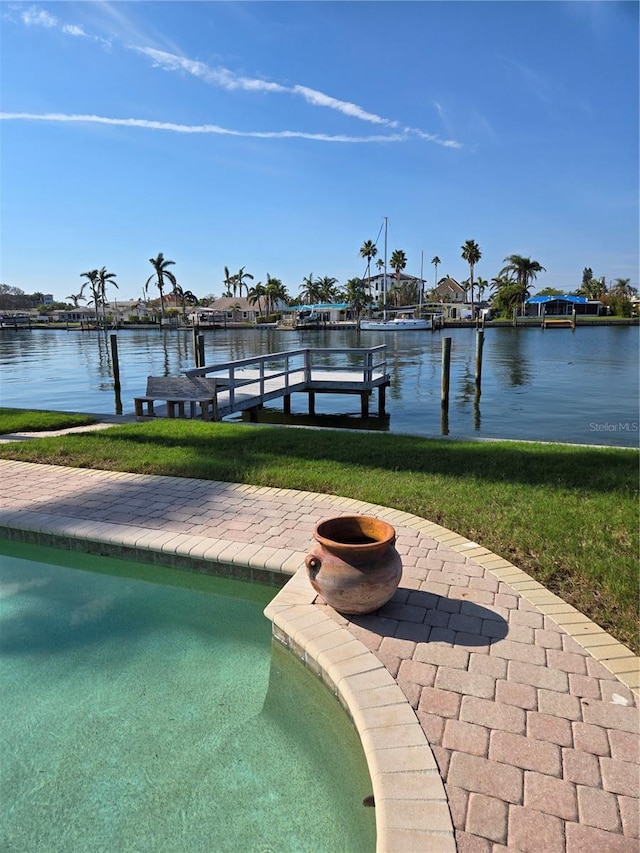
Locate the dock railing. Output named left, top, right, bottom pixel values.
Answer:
left=183, top=346, right=388, bottom=418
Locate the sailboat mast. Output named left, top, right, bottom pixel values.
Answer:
left=419, top=250, right=424, bottom=316
left=383, top=216, right=388, bottom=319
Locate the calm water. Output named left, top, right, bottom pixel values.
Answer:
left=0, top=539, right=376, bottom=852
left=1, top=325, right=638, bottom=446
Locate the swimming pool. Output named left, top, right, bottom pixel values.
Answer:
left=0, top=539, right=376, bottom=852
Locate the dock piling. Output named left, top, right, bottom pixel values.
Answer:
left=441, top=337, right=451, bottom=411
left=475, top=330, right=484, bottom=397
left=110, top=333, right=123, bottom=415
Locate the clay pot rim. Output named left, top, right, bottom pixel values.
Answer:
left=313, top=514, right=396, bottom=551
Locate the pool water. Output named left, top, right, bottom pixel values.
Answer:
left=0, top=540, right=376, bottom=852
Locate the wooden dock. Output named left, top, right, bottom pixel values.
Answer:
left=542, top=316, right=576, bottom=329
left=183, top=346, right=390, bottom=420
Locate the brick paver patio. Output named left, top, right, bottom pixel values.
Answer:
left=0, top=458, right=637, bottom=852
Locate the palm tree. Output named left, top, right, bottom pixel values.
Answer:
left=475, top=276, right=489, bottom=303
left=431, top=256, right=441, bottom=288
left=610, top=278, right=637, bottom=298
left=222, top=266, right=234, bottom=297
left=345, top=277, right=367, bottom=319
left=499, top=255, right=546, bottom=307
left=235, top=266, right=254, bottom=298
left=317, top=276, right=338, bottom=303
left=247, top=282, right=266, bottom=316
left=359, top=239, right=378, bottom=294
left=80, top=269, right=101, bottom=325
left=66, top=283, right=87, bottom=308
left=172, top=284, right=198, bottom=319
left=461, top=239, right=481, bottom=316
left=97, top=266, right=118, bottom=325
left=389, top=249, right=407, bottom=307
left=299, top=273, right=321, bottom=306
left=264, top=274, right=288, bottom=315
left=146, top=253, right=177, bottom=320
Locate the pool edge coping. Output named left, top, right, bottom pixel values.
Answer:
left=1, top=473, right=638, bottom=852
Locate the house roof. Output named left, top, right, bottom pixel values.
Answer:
left=434, top=278, right=464, bottom=293
left=526, top=295, right=587, bottom=304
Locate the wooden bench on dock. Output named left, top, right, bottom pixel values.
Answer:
left=134, top=376, right=218, bottom=420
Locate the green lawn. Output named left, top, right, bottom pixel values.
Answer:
left=0, top=408, right=96, bottom=435
left=0, top=416, right=637, bottom=652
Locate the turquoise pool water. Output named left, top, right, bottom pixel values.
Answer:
left=0, top=540, right=376, bottom=852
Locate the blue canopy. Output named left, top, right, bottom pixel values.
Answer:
left=526, top=295, right=587, bottom=304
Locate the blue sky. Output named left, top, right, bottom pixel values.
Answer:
left=1, top=1, right=638, bottom=304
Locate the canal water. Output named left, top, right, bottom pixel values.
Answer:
left=0, top=325, right=637, bottom=447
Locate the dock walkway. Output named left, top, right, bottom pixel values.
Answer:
left=183, top=346, right=390, bottom=419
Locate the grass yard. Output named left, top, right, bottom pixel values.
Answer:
left=0, top=408, right=96, bottom=435
left=0, top=417, right=637, bottom=652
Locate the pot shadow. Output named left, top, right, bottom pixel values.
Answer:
left=345, top=587, right=509, bottom=646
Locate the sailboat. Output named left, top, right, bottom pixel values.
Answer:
left=359, top=218, right=433, bottom=331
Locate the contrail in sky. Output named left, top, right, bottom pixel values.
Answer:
left=0, top=112, right=407, bottom=143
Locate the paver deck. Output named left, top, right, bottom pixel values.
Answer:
left=0, top=458, right=638, bottom=852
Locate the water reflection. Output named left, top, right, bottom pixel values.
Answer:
left=1, top=325, right=637, bottom=447
left=489, top=328, right=533, bottom=387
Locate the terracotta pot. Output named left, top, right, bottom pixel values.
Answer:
left=305, top=515, right=402, bottom=615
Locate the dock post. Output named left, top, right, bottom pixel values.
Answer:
left=110, top=333, right=123, bottom=415
left=571, top=308, right=576, bottom=329
left=197, top=335, right=205, bottom=368
left=378, top=384, right=387, bottom=417
left=361, top=392, right=369, bottom=418
left=441, top=337, right=451, bottom=412
left=475, top=330, right=484, bottom=397
left=513, top=308, right=518, bottom=328
left=308, top=391, right=316, bottom=416
left=283, top=394, right=291, bottom=415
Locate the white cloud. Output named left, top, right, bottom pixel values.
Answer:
left=292, top=85, right=396, bottom=127
left=22, top=6, right=56, bottom=27
left=133, top=47, right=286, bottom=93
left=63, top=24, right=87, bottom=38
left=0, top=111, right=408, bottom=143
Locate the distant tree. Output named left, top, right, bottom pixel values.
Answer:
left=577, top=273, right=606, bottom=299
left=475, top=276, right=489, bottom=303
left=499, top=255, right=545, bottom=306
left=173, top=283, right=198, bottom=319
left=582, top=267, right=594, bottom=287
left=389, top=249, right=407, bottom=306
left=491, top=282, right=527, bottom=316
left=537, top=287, right=566, bottom=297
left=344, top=277, right=367, bottom=318
left=299, top=273, right=321, bottom=305
left=80, top=269, right=101, bottom=323
left=146, top=253, right=177, bottom=320
left=431, top=256, right=441, bottom=288
left=317, top=276, right=339, bottom=303
left=610, top=278, right=636, bottom=298
left=359, top=240, right=378, bottom=296
left=247, top=282, right=266, bottom=316
left=235, top=266, right=254, bottom=298
left=461, top=239, right=481, bottom=315
left=66, top=283, right=87, bottom=308
left=97, top=266, right=118, bottom=324
left=264, top=274, right=288, bottom=315
left=222, top=266, right=234, bottom=297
